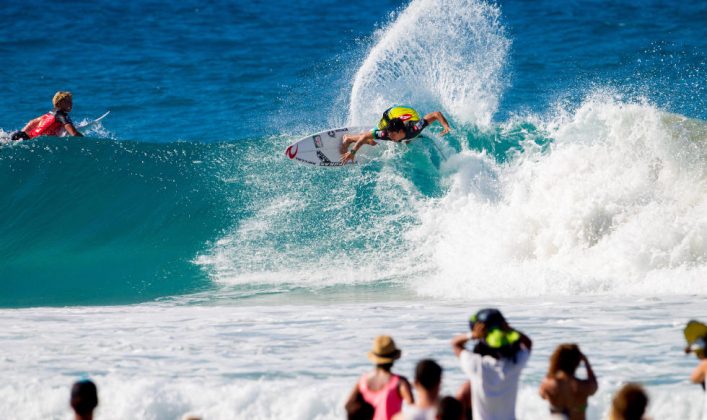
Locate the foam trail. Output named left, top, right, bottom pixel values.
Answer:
left=348, top=0, right=509, bottom=127
left=411, top=94, right=707, bottom=298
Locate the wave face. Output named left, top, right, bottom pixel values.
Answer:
left=6, top=100, right=704, bottom=308
left=0, top=138, right=237, bottom=306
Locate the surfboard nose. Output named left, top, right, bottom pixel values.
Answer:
left=285, top=144, right=298, bottom=159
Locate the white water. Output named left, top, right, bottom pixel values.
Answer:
left=348, top=0, right=509, bottom=127
left=409, top=95, right=707, bottom=299
left=1, top=296, right=705, bottom=419
left=198, top=0, right=707, bottom=300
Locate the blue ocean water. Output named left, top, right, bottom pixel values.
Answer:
left=1, top=0, right=706, bottom=307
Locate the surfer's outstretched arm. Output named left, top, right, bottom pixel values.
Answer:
left=340, top=131, right=376, bottom=164
left=63, top=122, right=83, bottom=137
left=423, top=111, right=451, bottom=136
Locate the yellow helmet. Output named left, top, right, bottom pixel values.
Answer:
left=52, top=91, right=72, bottom=107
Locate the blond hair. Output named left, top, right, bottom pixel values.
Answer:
left=52, top=91, right=72, bottom=107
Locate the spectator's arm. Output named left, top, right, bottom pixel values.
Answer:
left=691, top=360, right=707, bottom=384
left=578, top=353, right=598, bottom=396
left=538, top=377, right=552, bottom=400
left=518, top=330, right=532, bottom=351
left=344, top=383, right=362, bottom=413
left=452, top=333, right=470, bottom=357
left=399, top=376, right=414, bottom=404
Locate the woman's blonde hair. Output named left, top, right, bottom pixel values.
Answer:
left=52, top=91, right=72, bottom=107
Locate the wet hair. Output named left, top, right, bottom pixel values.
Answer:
left=436, top=396, right=464, bottom=420
left=388, top=118, right=406, bottom=133
left=610, top=383, right=648, bottom=420
left=547, top=344, right=582, bottom=377
left=70, top=379, right=98, bottom=416
left=415, top=359, right=442, bottom=391
left=53, top=91, right=72, bottom=108
left=346, top=391, right=375, bottom=420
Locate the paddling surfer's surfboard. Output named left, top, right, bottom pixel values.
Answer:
left=77, top=111, right=111, bottom=129
left=285, top=126, right=371, bottom=167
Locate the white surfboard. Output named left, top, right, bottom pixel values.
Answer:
left=285, top=126, right=371, bottom=167
left=77, top=111, right=110, bottom=129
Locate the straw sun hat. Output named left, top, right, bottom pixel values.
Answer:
left=367, top=335, right=402, bottom=364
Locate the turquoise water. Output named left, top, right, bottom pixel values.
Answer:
left=0, top=123, right=548, bottom=306
left=1, top=0, right=706, bottom=307
left=0, top=139, right=230, bottom=305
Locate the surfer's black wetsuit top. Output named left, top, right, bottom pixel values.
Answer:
left=372, top=106, right=429, bottom=141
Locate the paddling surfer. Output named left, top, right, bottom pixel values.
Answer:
left=10, top=91, right=83, bottom=141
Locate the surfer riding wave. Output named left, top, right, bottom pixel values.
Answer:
left=340, top=105, right=451, bottom=164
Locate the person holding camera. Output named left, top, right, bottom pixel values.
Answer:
left=451, top=308, right=532, bottom=420
left=539, top=344, right=598, bottom=420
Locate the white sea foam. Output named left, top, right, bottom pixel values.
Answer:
left=1, top=296, right=705, bottom=419
left=411, top=95, right=707, bottom=298
left=348, top=0, right=509, bottom=127
left=196, top=144, right=430, bottom=290
left=196, top=0, right=706, bottom=350
left=200, top=0, right=510, bottom=293
left=201, top=96, right=707, bottom=299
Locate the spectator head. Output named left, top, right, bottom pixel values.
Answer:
left=683, top=320, right=706, bottom=359
left=547, top=344, right=582, bottom=377
left=70, top=379, right=98, bottom=419
left=415, top=359, right=443, bottom=394
left=436, top=396, right=464, bottom=420
left=367, top=335, right=401, bottom=370
left=468, top=308, right=507, bottom=336
left=469, top=308, right=523, bottom=361
left=611, top=383, right=648, bottom=420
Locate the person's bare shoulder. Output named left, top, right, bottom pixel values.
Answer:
left=539, top=377, right=557, bottom=397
